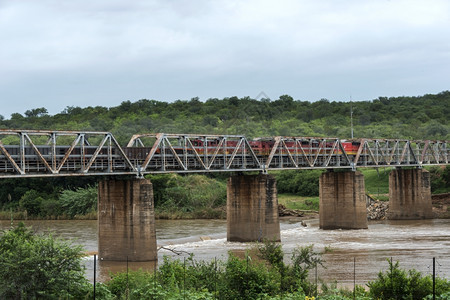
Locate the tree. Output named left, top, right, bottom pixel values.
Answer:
left=19, top=190, right=43, bottom=216
left=0, top=222, right=90, bottom=299
left=60, top=185, right=97, bottom=218
left=24, top=107, right=48, bottom=118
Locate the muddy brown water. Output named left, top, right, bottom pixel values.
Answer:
left=1, top=218, right=449, bottom=287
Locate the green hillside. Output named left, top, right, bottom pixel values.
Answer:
left=1, top=91, right=449, bottom=145
left=0, top=91, right=448, bottom=219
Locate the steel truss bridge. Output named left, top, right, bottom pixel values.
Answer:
left=0, top=129, right=448, bottom=178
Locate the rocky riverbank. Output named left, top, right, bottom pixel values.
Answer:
left=365, top=193, right=450, bottom=220
left=432, top=193, right=450, bottom=218
left=367, top=196, right=389, bottom=220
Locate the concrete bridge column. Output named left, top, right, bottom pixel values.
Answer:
left=98, top=179, right=157, bottom=261
left=227, top=174, right=281, bottom=242
left=319, top=171, right=368, bottom=229
left=388, top=168, right=433, bottom=219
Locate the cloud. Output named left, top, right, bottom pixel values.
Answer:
left=0, top=0, right=449, bottom=117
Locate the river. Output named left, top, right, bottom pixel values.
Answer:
left=1, top=218, right=449, bottom=288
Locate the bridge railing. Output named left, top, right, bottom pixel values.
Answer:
left=0, top=130, right=448, bottom=177
left=126, top=133, right=262, bottom=174
left=0, top=129, right=135, bottom=177
left=354, top=139, right=449, bottom=167
left=263, top=137, right=448, bottom=170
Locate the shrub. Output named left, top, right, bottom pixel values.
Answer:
left=39, top=197, right=62, bottom=218
left=256, top=240, right=324, bottom=296
left=220, top=254, right=280, bottom=299
left=19, top=190, right=43, bottom=216
left=149, top=174, right=227, bottom=216
left=429, top=166, right=450, bottom=193
left=367, top=258, right=450, bottom=300
left=0, top=222, right=90, bottom=299
left=274, top=170, right=323, bottom=196
left=60, top=185, right=97, bottom=218
left=106, top=269, right=156, bottom=299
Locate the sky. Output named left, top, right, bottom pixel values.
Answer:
left=1, top=0, right=449, bottom=119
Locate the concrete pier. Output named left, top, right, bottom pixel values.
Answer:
left=319, top=171, right=368, bottom=229
left=227, top=174, right=281, bottom=242
left=388, top=168, right=433, bottom=219
left=98, top=179, right=157, bottom=261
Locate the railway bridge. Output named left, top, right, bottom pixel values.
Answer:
left=1, top=129, right=448, bottom=261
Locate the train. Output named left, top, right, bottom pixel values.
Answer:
left=124, top=138, right=361, bottom=158
left=0, top=139, right=361, bottom=160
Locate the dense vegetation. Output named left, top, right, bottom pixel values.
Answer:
left=368, top=258, right=450, bottom=299
left=0, top=165, right=448, bottom=220
left=0, top=222, right=90, bottom=298
left=1, top=91, right=449, bottom=144
left=149, top=173, right=227, bottom=219
left=2, top=222, right=450, bottom=299
left=0, top=177, right=99, bottom=220
left=96, top=243, right=450, bottom=299
left=0, top=91, right=448, bottom=218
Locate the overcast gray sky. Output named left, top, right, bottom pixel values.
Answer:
left=1, top=0, right=449, bottom=118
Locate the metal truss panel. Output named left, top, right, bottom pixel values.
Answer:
left=126, top=133, right=262, bottom=173
left=0, top=130, right=448, bottom=177
left=0, top=130, right=135, bottom=177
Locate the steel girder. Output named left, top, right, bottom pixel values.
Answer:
left=0, top=130, right=448, bottom=178
left=127, top=133, right=262, bottom=175
left=0, top=129, right=135, bottom=177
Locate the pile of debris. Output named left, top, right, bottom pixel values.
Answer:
left=432, top=193, right=450, bottom=218
left=278, top=204, right=305, bottom=217
left=367, top=196, right=389, bottom=220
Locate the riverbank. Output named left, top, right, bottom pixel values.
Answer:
left=2, top=192, right=448, bottom=221
left=2, top=217, right=450, bottom=291
left=0, top=210, right=97, bottom=221
left=432, top=193, right=450, bottom=218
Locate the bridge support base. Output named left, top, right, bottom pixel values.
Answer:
left=388, top=168, right=433, bottom=219
left=227, top=174, right=281, bottom=242
left=319, top=171, right=368, bottom=229
left=98, top=179, right=157, bottom=261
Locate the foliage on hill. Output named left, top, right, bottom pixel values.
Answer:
left=1, top=91, right=449, bottom=145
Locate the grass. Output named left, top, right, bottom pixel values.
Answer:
left=278, top=168, right=392, bottom=209
left=360, top=168, right=391, bottom=196
left=278, top=194, right=319, bottom=211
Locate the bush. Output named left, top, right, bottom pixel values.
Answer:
left=152, top=242, right=323, bottom=299
left=367, top=258, right=450, bottom=300
left=19, top=190, right=43, bottom=216
left=60, top=185, right=97, bottom=218
left=149, top=174, right=227, bottom=217
left=274, top=170, right=323, bottom=196
left=85, top=283, right=115, bottom=300
left=0, top=222, right=90, bottom=299
left=106, top=269, right=154, bottom=299
left=39, top=197, right=62, bottom=218
left=220, top=254, right=280, bottom=299
left=257, top=240, right=324, bottom=296
left=429, top=166, right=450, bottom=194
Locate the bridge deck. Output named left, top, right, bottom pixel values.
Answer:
left=0, top=130, right=448, bottom=177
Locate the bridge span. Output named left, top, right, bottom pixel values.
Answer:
left=1, top=129, right=448, bottom=262
left=0, top=129, right=448, bottom=178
